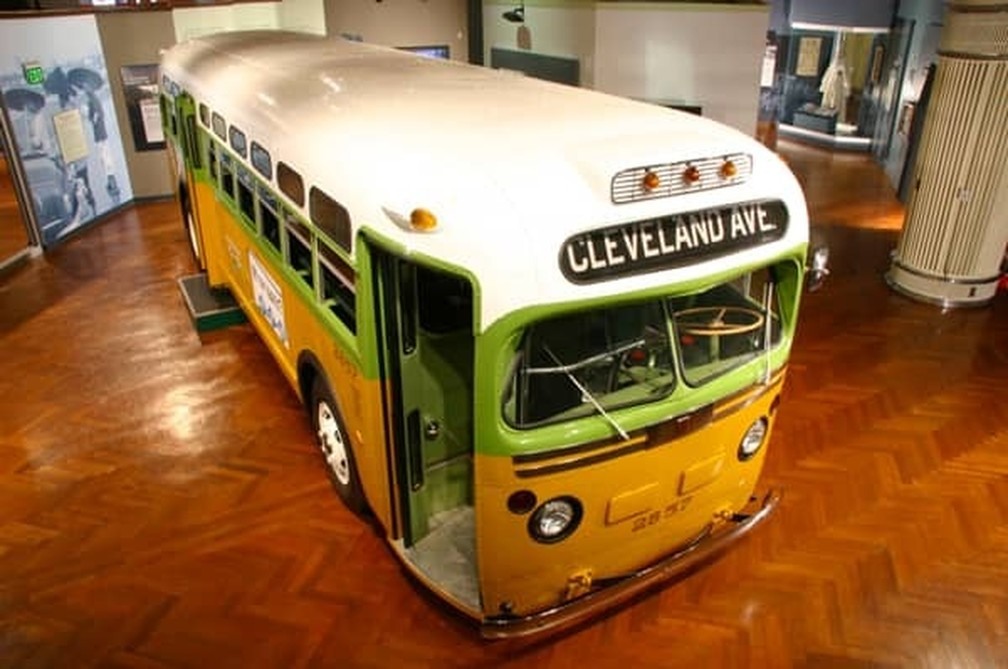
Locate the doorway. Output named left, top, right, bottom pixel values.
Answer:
left=371, top=243, right=479, bottom=609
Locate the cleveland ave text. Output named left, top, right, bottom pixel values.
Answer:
left=560, top=200, right=788, bottom=283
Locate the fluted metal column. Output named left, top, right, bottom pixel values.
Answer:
left=887, top=0, right=1008, bottom=306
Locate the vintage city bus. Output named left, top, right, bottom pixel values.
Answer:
left=160, top=31, right=811, bottom=637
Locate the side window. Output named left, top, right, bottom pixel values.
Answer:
left=277, top=162, right=304, bottom=208
left=308, top=187, right=352, bottom=253
left=159, top=94, right=175, bottom=137
left=208, top=141, right=218, bottom=182
left=229, top=125, right=247, bottom=158
left=211, top=112, right=226, bottom=141
left=284, top=211, right=314, bottom=288
left=198, top=103, right=209, bottom=127
left=251, top=142, right=272, bottom=180
left=184, top=115, right=202, bottom=169
left=237, top=166, right=256, bottom=226
left=219, top=152, right=234, bottom=201
left=319, top=243, right=356, bottom=332
left=259, top=186, right=281, bottom=252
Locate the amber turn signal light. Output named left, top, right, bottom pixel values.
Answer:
left=410, top=208, right=437, bottom=231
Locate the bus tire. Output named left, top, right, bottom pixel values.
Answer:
left=310, top=376, right=367, bottom=515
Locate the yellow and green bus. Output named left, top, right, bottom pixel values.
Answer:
left=160, top=30, right=812, bottom=638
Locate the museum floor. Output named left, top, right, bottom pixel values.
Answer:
left=1, top=141, right=1006, bottom=667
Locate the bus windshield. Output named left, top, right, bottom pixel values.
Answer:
left=504, top=265, right=783, bottom=428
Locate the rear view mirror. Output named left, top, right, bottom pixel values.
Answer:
left=806, top=245, right=829, bottom=292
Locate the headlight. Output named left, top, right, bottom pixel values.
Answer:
left=528, top=496, right=583, bottom=543
left=738, top=417, right=768, bottom=461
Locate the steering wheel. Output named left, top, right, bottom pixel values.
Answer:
left=675, top=306, right=765, bottom=337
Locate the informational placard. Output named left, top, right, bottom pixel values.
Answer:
left=760, top=44, right=777, bottom=88
left=796, top=37, right=822, bottom=77
left=52, top=108, right=89, bottom=163
left=249, top=251, right=289, bottom=347
left=120, top=64, right=165, bottom=151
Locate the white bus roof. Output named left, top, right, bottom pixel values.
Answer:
left=161, top=31, right=808, bottom=330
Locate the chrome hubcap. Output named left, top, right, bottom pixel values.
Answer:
left=317, top=401, right=350, bottom=485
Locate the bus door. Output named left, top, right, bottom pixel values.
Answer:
left=372, top=247, right=476, bottom=552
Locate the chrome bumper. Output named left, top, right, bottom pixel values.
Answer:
left=481, top=488, right=781, bottom=639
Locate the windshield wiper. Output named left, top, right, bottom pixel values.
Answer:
left=542, top=345, right=631, bottom=441
left=526, top=338, right=645, bottom=375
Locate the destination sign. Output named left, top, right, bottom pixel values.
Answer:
left=559, top=200, right=788, bottom=284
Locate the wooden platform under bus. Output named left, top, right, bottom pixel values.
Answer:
left=1, top=141, right=1006, bottom=667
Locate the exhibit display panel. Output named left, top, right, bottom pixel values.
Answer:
left=0, top=15, right=133, bottom=247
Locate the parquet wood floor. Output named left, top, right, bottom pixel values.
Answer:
left=1, top=141, right=1006, bottom=668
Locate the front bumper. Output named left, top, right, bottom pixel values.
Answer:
left=481, top=488, right=781, bottom=639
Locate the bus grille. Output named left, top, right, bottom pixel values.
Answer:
left=611, top=153, right=752, bottom=204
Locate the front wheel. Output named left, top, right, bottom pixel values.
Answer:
left=310, top=376, right=367, bottom=515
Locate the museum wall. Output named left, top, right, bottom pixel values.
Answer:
left=483, top=0, right=597, bottom=87
left=594, top=3, right=769, bottom=135
left=95, top=11, right=177, bottom=200
left=324, top=0, right=469, bottom=61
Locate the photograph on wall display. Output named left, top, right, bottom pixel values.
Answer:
left=0, top=15, right=132, bottom=247
left=120, top=64, right=165, bottom=152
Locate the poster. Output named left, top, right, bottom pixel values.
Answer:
left=760, top=44, right=777, bottom=89
left=120, top=64, right=165, bottom=151
left=796, top=37, right=822, bottom=77
left=52, top=109, right=89, bottom=163
left=0, top=15, right=133, bottom=247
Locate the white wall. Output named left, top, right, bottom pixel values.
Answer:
left=483, top=1, right=596, bottom=87
left=279, top=0, right=327, bottom=36
left=172, top=4, right=281, bottom=42
left=324, top=0, right=469, bottom=61
left=172, top=0, right=326, bottom=42
left=594, top=2, right=769, bottom=134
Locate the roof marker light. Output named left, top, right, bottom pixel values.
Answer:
left=720, top=159, right=738, bottom=179
left=683, top=165, right=701, bottom=184
left=642, top=170, right=661, bottom=191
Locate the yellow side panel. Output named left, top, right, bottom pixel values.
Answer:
left=475, top=379, right=783, bottom=618
left=193, top=194, right=393, bottom=531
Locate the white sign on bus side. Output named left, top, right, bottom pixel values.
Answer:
left=249, top=251, right=289, bottom=348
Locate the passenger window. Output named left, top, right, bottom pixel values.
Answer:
left=211, top=112, right=226, bottom=140
left=259, top=186, right=281, bottom=252
left=319, top=243, right=356, bottom=332
left=251, top=142, right=272, bottom=180
left=284, top=212, right=314, bottom=288
left=208, top=141, right=218, bottom=182
left=229, top=125, right=247, bottom=158
left=277, top=162, right=304, bottom=207
left=417, top=266, right=471, bottom=334
left=220, top=152, right=234, bottom=201
left=184, top=115, right=202, bottom=169
left=308, top=187, right=352, bottom=253
left=237, top=166, right=256, bottom=226
left=198, top=103, right=209, bottom=127
left=159, top=96, right=171, bottom=136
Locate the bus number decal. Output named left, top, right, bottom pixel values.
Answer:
left=631, top=496, right=692, bottom=532
left=249, top=251, right=289, bottom=348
